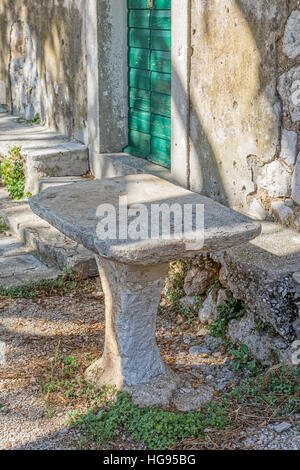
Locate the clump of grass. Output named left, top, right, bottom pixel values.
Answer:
left=0, top=268, right=96, bottom=299
left=230, top=365, right=300, bottom=417
left=40, top=347, right=116, bottom=412
left=0, top=146, right=31, bottom=200
left=16, top=114, right=41, bottom=126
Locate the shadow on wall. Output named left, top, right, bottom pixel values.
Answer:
left=188, top=0, right=289, bottom=213
left=0, top=0, right=87, bottom=140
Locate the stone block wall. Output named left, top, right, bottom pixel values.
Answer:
left=0, top=0, right=87, bottom=142
left=179, top=253, right=300, bottom=366
left=190, top=0, right=300, bottom=230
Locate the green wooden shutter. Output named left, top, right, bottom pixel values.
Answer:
left=124, top=0, right=171, bottom=169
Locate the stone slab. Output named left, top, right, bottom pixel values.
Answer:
left=225, top=222, right=300, bottom=276
left=0, top=253, right=48, bottom=277
left=0, top=265, right=61, bottom=289
left=37, top=177, right=86, bottom=194
left=0, top=233, right=62, bottom=289
left=0, top=187, right=97, bottom=276
left=0, top=112, right=84, bottom=156
left=29, top=175, right=261, bottom=265
left=0, top=236, right=29, bottom=257
left=93, top=152, right=174, bottom=184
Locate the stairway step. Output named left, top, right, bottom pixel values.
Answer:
left=36, top=176, right=87, bottom=193
left=0, top=187, right=97, bottom=277
left=0, top=113, right=89, bottom=195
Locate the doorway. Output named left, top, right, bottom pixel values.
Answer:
left=123, top=0, right=171, bottom=169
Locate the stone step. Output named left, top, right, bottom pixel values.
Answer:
left=0, top=231, right=62, bottom=288
left=213, top=221, right=300, bottom=340
left=0, top=112, right=89, bottom=195
left=0, top=187, right=97, bottom=277
left=0, top=250, right=62, bottom=289
left=36, top=176, right=90, bottom=194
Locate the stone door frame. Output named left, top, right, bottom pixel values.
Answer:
left=86, top=0, right=191, bottom=188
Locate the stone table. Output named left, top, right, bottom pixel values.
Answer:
left=30, top=174, right=261, bottom=404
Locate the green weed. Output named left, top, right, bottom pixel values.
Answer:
left=0, top=146, right=31, bottom=200
left=209, top=297, right=246, bottom=339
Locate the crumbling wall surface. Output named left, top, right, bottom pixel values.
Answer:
left=182, top=251, right=299, bottom=366
left=0, top=0, right=87, bottom=141
left=190, top=0, right=300, bottom=229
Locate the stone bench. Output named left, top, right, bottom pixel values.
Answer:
left=29, top=174, right=261, bottom=404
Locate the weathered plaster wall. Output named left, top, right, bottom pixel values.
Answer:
left=189, top=0, right=300, bottom=229
left=0, top=0, right=87, bottom=141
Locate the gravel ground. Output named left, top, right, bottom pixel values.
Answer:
left=0, top=274, right=299, bottom=450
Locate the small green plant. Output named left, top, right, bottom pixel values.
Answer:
left=0, top=146, right=31, bottom=200
left=229, top=343, right=262, bottom=375
left=28, top=114, right=41, bottom=125
left=0, top=216, right=8, bottom=234
left=67, top=392, right=231, bottom=450
left=16, top=114, right=41, bottom=125
left=209, top=297, right=246, bottom=339
left=0, top=403, right=5, bottom=409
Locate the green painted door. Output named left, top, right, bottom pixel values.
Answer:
left=124, top=0, right=171, bottom=169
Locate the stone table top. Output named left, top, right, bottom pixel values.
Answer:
left=29, top=175, right=261, bottom=265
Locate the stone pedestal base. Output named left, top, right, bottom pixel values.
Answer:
left=85, top=257, right=179, bottom=400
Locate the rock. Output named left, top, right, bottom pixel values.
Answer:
left=184, top=268, right=214, bottom=296
left=280, top=130, right=298, bottom=167
left=257, top=160, right=292, bottom=198
left=189, top=345, right=210, bottom=356
left=278, top=66, right=300, bottom=123
left=197, top=328, right=208, bottom=336
left=172, top=385, right=215, bottom=412
left=203, top=335, right=223, bottom=352
left=293, top=318, right=300, bottom=340
left=293, top=272, right=300, bottom=285
left=285, top=199, right=294, bottom=208
left=179, top=296, right=197, bottom=309
left=127, top=369, right=182, bottom=408
left=273, top=422, right=292, bottom=434
left=217, top=288, right=230, bottom=306
left=271, top=201, right=293, bottom=224
left=292, top=155, right=300, bottom=205
left=227, top=312, right=289, bottom=366
left=248, top=197, right=268, bottom=221
left=213, top=351, right=222, bottom=358
left=184, top=257, right=220, bottom=296
left=282, top=11, right=300, bottom=60
left=198, top=288, right=229, bottom=325
left=198, top=288, right=218, bottom=324
left=0, top=406, right=9, bottom=414
left=219, top=266, right=230, bottom=289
